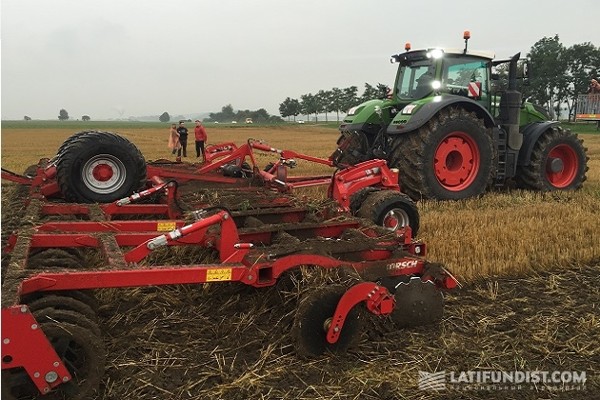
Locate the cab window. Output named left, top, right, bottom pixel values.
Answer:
left=442, top=57, right=489, bottom=99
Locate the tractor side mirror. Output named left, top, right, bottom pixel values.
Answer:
left=522, top=62, right=530, bottom=79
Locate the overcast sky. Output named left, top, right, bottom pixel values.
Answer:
left=1, top=0, right=598, bottom=120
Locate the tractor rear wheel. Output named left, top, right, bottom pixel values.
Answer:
left=356, top=190, right=420, bottom=236
left=56, top=132, right=146, bottom=203
left=516, top=127, right=588, bottom=191
left=389, top=107, right=495, bottom=200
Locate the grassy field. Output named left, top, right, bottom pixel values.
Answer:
left=2, top=121, right=599, bottom=280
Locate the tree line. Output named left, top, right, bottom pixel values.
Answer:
left=279, top=84, right=388, bottom=123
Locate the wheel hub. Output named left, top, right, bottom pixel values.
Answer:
left=383, top=209, right=409, bottom=231
left=546, top=157, right=564, bottom=174
left=92, top=163, right=114, bottom=182
left=545, top=144, right=578, bottom=188
left=434, top=132, right=479, bottom=191
left=82, top=154, right=127, bottom=194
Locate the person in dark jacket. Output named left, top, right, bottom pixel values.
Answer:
left=176, top=121, right=189, bottom=157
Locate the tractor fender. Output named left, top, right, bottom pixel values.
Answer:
left=386, top=95, right=496, bottom=135
left=517, top=121, right=559, bottom=166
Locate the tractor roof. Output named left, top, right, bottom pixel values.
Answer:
left=407, top=48, right=495, bottom=60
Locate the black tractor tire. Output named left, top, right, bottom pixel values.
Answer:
left=348, top=187, right=379, bottom=215
left=389, top=107, right=495, bottom=200
left=56, top=131, right=93, bottom=157
left=516, top=127, right=588, bottom=191
left=56, top=131, right=147, bottom=203
left=356, top=190, right=420, bottom=236
left=331, top=131, right=371, bottom=167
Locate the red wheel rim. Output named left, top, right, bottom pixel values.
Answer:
left=92, top=164, right=114, bottom=182
left=546, top=144, right=578, bottom=188
left=434, top=131, right=480, bottom=191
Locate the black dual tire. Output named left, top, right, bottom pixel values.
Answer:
left=516, top=127, right=588, bottom=191
left=389, top=107, right=495, bottom=200
left=355, top=190, right=420, bottom=236
left=56, top=132, right=146, bottom=203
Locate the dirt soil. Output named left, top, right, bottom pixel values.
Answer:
left=89, top=263, right=600, bottom=400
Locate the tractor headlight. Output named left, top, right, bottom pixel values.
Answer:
left=402, top=104, right=417, bottom=114
left=427, top=48, right=444, bottom=59
left=347, top=106, right=360, bottom=116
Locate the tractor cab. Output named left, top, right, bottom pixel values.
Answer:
left=390, top=46, right=495, bottom=113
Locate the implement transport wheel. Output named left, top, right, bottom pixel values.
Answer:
left=391, top=277, right=444, bottom=328
left=2, top=322, right=105, bottom=400
left=56, top=131, right=146, bottom=203
left=389, top=107, right=495, bottom=200
left=292, top=285, right=362, bottom=357
left=516, top=127, right=588, bottom=191
left=357, top=190, right=420, bottom=236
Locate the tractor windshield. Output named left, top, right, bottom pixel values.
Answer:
left=395, top=60, right=436, bottom=100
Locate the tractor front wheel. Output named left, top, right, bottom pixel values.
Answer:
left=389, top=107, right=495, bottom=200
left=516, top=127, right=588, bottom=191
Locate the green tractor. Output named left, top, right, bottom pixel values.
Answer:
left=332, top=32, right=589, bottom=200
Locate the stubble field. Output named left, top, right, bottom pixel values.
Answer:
left=1, top=121, right=599, bottom=399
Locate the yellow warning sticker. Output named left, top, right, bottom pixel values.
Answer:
left=157, top=222, right=176, bottom=231
left=206, top=268, right=233, bottom=282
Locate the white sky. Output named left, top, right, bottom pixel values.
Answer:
left=1, top=0, right=599, bottom=120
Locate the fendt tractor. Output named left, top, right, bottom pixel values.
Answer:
left=332, top=32, right=589, bottom=200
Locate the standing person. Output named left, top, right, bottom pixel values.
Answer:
left=588, top=78, right=600, bottom=94
left=168, top=123, right=181, bottom=161
left=194, top=120, right=208, bottom=161
left=177, top=121, right=189, bottom=157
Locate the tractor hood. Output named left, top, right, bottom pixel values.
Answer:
left=387, top=94, right=495, bottom=135
left=340, top=99, right=405, bottom=136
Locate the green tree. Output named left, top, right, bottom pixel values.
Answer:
left=82, top=115, right=91, bottom=121
left=300, top=93, right=318, bottom=122
left=280, top=97, right=302, bottom=121
left=209, top=104, right=236, bottom=122
left=527, top=35, right=567, bottom=118
left=341, top=86, right=359, bottom=115
left=159, top=111, right=170, bottom=122
left=329, top=87, right=344, bottom=122
left=360, top=83, right=380, bottom=102
left=316, top=90, right=332, bottom=122
left=565, top=42, right=600, bottom=120
left=58, top=109, right=69, bottom=121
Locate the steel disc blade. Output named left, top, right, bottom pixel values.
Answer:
left=292, top=285, right=362, bottom=357
left=392, top=277, right=444, bottom=328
